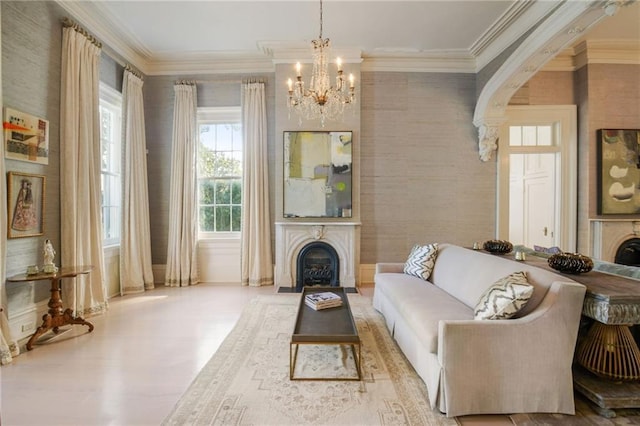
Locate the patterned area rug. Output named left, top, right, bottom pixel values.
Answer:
left=162, top=294, right=456, bottom=425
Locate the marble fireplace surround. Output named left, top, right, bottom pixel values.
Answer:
left=275, top=222, right=360, bottom=290
left=590, top=219, right=640, bottom=263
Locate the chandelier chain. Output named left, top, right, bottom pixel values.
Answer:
left=286, top=0, right=356, bottom=126
left=319, top=0, right=323, bottom=39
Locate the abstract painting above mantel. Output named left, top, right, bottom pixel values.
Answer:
left=597, top=129, right=640, bottom=215
left=3, top=107, right=49, bottom=165
left=284, top=131, right=352, bottom=218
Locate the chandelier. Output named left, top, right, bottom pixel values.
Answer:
left=287, top=0, right=355, bottom=126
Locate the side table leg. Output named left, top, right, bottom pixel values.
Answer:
left=26, top=313, right=53, bottom=351
left=62, top=308, right=94, bottom=332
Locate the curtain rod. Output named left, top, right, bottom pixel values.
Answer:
left=62, top=17, right=102, bottom=48
left=125, top=64, right=144, bottom=81
left=175, top=78, right=267, bottom=85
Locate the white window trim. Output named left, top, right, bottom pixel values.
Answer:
left=197, top=106, right=242, bottom=240
left=99, top=82, right=123, bottom=247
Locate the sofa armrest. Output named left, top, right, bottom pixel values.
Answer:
left=375, top=263, right=405, bottom=274
left=436, top=281, right=586, bottom=417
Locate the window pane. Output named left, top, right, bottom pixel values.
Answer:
left=522, top=126, right=537, bottom=146
left=199, top=125, right=216, bottom=150
left=215, top=206, right=231, bottom=231
left=509, top=126, right=522, bottom=146
left=537, top=125, right=552, bottom=146
left=200, top=179, right=215, bottom=204
left=200, top=206, right=215, bottom=232
left=231, top=180, right=242, bottom=204
left=216, top=124, right=234, bottom=151
left=232, top=206, right=241, bottom=232
left=216, top=180, right=231, bottom=204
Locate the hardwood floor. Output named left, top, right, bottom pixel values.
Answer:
left=1, top=284, right=277, bottom=425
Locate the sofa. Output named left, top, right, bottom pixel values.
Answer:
left=372, top=243, right=586, bottom=417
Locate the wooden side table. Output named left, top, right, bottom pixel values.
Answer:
left=7, top=266, right=94, bottom=350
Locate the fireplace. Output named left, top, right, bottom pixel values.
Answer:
left=296, top=241, right=339, bottom=292
left=615, top=238, right=640, bottom=267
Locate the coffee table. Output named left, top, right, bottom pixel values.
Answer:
left=290, top=287, right=362, bottom=381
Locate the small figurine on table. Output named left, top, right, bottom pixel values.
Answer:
left=43, top=239, right=58, bottom=273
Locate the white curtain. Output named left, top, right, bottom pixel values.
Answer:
left=1, top=135, right=19, bottom=364
left=165, top=83, right=199, bottom=287
left=60, top=26, right=107, bottom=316
left=120, top=70, right=154, bottom=295
left=241, top=82, right=273, bottom=287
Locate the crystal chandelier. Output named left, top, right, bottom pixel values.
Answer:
left=287, top=0, right=355, bottom=127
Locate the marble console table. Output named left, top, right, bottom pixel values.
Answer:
left=512, top=254, right=640, bottom=417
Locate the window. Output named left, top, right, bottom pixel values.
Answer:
left=197, top=107, right=242, bottom=237
left=99, top=83, right=122, bottom=246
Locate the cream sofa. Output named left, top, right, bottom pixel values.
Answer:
left=372, top=243, right=586, bottom=417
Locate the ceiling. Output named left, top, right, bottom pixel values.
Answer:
left=58, top=0, right=640, bottom=75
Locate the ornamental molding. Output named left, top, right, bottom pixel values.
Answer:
left=473, top=0, right=635, bottom=162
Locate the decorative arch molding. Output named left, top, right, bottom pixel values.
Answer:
left=473, top=0, right=635, bottom=162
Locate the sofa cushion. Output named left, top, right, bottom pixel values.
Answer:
left=403, top=243, right=439, bottom=281
left=375, top=272, right=472, bottom=353
left=473, top=271, right=534, bottom=320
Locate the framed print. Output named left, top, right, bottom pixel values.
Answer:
left=283, top=131, right=352, bottom=218
left=7, top=171, right=45, bottom=238
left=597, top=129, right=640, bottom=215
left=3, top=107, right=50, bottom=165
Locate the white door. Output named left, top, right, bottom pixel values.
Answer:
left=522, top=153, right=556, bottom=248
left=498, top=106, right=577, bottom=252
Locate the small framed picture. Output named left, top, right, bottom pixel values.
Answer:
left=7, top=171, right=45, bottom=238
left=597, top=129, right=640, bottom=215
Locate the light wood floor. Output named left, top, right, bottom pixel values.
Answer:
left=1, top=284, right=280, bottom=425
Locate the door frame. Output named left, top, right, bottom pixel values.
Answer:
left=497, top=105, right=577, bottom=252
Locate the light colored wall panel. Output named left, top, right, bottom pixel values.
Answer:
left=360, top=72, right=495, bottom=263
left=197, top=239, right=241, bottom=284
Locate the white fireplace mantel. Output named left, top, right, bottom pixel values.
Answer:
left=590, top=219, right=640, bottom=262
left=275, top=222, right=361, bottom=289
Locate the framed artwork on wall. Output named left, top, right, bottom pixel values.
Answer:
left=3, top=107, right=50, bottom=165
left=7, top=171, right=45, bottom=238
left=597, top=129, right=640, bottom=215
left=283, top=131, right=352, bottom=218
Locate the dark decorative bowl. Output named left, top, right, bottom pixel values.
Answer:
left=548, top=253, right=593, bottom=274
left=483, top=240, right=513, bottom=255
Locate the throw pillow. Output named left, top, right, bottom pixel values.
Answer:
left=474, top=271, right=534, bottom=320
left=403, top=243, right=439, bottom=281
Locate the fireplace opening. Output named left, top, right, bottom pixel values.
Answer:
left=615, top=238, right=640, bottom=267
left=296, top=241, right=339, bottom=292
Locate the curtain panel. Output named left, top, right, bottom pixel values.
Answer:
left=165, top=83, right=199, bottom=287
left=120, top=70, right=154, bottom=294
left=60, top=27, right=108, bottom=316
left=241, top=82, right=273, bottom=287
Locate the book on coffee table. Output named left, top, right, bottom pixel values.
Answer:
left=305, top=291, right=343, bottom=310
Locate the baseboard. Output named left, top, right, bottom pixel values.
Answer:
left=8, top=299, right=49, bottom=341
left=359, top=264, right=376, bottom=285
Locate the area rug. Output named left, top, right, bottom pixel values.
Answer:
left=162, top=294, right=456, bottom=426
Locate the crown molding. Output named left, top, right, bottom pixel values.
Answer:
left=474, top=0, right=617, bottom=161
left=147, top=52, right=275, bottom=75
left=542, top=39, right=640, bottom=71
left=361, top=51, right=476, bottom=73
left=54, top=0, right=152, bottom=73
left=473, top=0, right=563, bottom=72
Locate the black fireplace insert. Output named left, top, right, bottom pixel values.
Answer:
left=615, top=238, right=640, bottom=267
left=296, top=241, right=340, bottom=292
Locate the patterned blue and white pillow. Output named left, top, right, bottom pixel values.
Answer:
left=403, top=243, right=439, bottom=281
left=474, top=271, right=534, bottom=320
